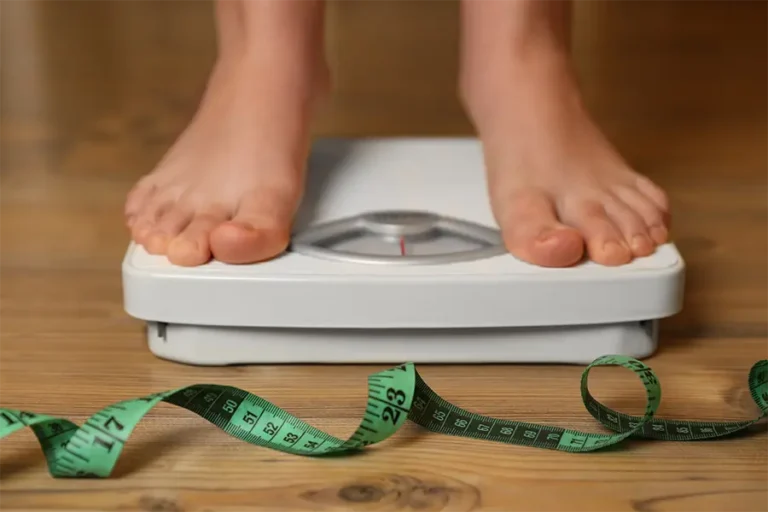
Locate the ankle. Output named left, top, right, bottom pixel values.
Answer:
left=462, top=39, right=568, bottom=105
left=461, top=43, right=584, bottom=138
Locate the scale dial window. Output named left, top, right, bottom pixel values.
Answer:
left=291, top=210, right=505, bottom=265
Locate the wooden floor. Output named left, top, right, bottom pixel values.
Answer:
left=1, top=1, right=767, bottom=510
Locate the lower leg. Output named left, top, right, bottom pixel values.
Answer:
left=459, top=0, right=670, bottom=267
left=125, top=0, right=328, bottom=266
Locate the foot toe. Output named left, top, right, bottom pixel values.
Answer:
left=131, top=198, right=170, bottom=246
left=144, top=206, right=194, bottom=255
left=131, top=220, right=154, bottom=245
left=167, top=236, right=210, bottom=267
left=131, top=217, right=160, bottom=246
left=209, top=220, right=290, bottom=264
left=209, top=192, right=294, bottom=264
left=612, top=184, right=670, bottom=245
left=167, top=210, right=228, bottom=266
left=648, top=224, right=668, bottom=245
left=602, top=195, right=655, bottom=257
left=564, top=200, right=632, bottom=266
left=628, top=233, right=655, bottom=256
left=125, top=180, right=156, bottom=227
left=496, top=190, right=585, bottom=267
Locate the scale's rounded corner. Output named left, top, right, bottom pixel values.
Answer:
left=664, top=243, right=687, bottom=315
left=121, top=242, right=146, bottom=276
left=637, top=242, right=686, bottom=319
left=121, top=241, right=176, bottom=274
left=666, top=242, right=687, bottom=273
left=121, top=242, right=163, bottom=323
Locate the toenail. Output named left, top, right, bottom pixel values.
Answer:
left=536, top=229, right=559, bottom=243
left=631, top=235, right=648, bottom=251
left=536, top=227, right=569, bottom=244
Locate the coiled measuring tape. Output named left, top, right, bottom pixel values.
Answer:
left=2, top=355, right=766, bottom=478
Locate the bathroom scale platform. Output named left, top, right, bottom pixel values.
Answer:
left=122, top=137, right=685, bottom=365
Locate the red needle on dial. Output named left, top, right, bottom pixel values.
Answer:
left=399, top=237, right=406, bottom=256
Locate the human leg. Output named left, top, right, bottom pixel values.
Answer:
left=125, top=0, right=329, bottom=266
left=458, top=0, right=669, bottom=267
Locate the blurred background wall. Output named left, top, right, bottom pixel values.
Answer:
left=2, top=0, right=765, bottom=140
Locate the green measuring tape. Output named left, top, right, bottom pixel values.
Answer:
left=2, top=354, right=766, bottom=478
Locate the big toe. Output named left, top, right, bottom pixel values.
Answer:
left=496, top=190, right=585, bottom=267
left=210, top=221, right=290, bottom=264
left=209, top=191, right=297, bottom=264
left=166, top=210, right=229, bottom=266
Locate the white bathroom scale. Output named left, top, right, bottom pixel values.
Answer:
left=122, top=137, right=685, bottom=365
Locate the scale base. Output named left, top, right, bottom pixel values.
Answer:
left=145, top=320, right=658, bottom=366
left=124, top=138, right=682, bottom=366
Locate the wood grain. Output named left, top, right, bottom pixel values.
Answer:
left=1, top=1, right=766, bottom=510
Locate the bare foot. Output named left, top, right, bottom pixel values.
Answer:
left=124, top=1, right=327, bottom=266
left=460, top=6, right=670, bottom=267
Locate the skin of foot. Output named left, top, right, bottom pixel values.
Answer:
left=124, top=0, right=327, bottom=266
left=125, top=0, right=670, bottom=269
left=459, top=0, right=671, bottom=267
